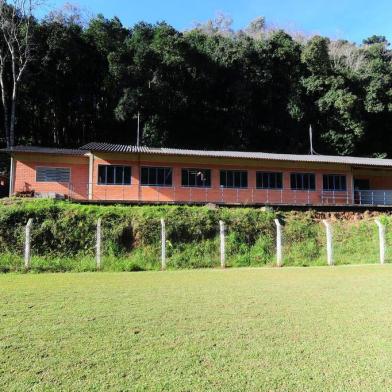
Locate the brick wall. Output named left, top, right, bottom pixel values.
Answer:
left=90, top=153, right=354, bottom=205
left=13, top=154, right=89, bottom=199
left=11, top=151, right=361, bottom=205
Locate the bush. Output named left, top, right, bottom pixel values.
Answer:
left=0, top=199, right=277, bottom=272
left=0, top=199, right=389, bottom=272
left=283, top=214, right=324, bottom=266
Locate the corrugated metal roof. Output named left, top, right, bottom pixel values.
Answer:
left=81, top=142, right=392, bottom=168
left=2, top=146, right=88, bottom=156
left=5, top=143, right=392, bottom=168
left=81, top=142, right=149, bottom=153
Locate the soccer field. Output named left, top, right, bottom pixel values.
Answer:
left=2, top=266, right=392, bottom=391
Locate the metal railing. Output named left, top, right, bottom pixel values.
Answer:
left=87, top=185, right=323, bottom=205
left=321, top=190, right=392, bottom=206
left=20, top=183, right=392, bottom=206
left=354, top=190, right=392, bottom=206
left=320, top=190, right=351, bottom=205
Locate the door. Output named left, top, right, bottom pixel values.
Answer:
left=354, top=179, right=370, bottom=190
left=354, top=179, right=370, bottom=204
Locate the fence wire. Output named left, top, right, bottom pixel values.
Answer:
left=0, top=216, right=390, bottom=272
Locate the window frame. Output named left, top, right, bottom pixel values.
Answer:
left=220, top=170, right=248, bottom=189
left=36, top=166, right=71, bottom=183
left=290, top=172, right=316, bottom=191
left=97, top=165, right=132, bottom=186
left=181, top=168, right=212, bottom=188
left=323, top=174, right=347, bottom=191
left=140, top=166, right=173, bottom=187
left=256, top=171, right=283, bottom=189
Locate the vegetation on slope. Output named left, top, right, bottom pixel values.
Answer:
left=0, top=199, right=390, bottom=272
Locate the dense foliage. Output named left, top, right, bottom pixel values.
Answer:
left=3, top=8, right=392, bottom=157
left=0, top=199, right=389, bottom=272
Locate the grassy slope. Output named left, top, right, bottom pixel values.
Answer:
left=2, top=266, right=392, bottom=391
left=0, top=199, right=390, bottom=271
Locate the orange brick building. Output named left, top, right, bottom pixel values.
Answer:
left=6, top=142, right=392, bottom=206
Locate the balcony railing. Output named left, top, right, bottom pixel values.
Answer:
left=354, top=190, right=392, bottom=206
left=322, top=190, right=392, bottom=206
left=21, top=183, right=392, bottom=207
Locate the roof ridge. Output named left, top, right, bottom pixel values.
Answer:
left=6, top=143, right=392, bottom=168
left=81, top=142, right=392, bottom=160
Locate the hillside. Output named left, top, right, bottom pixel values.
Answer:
left=0, top=199, right=390, bottom=272
left=2, top=11, right=392, bottom=158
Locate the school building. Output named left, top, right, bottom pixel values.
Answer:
left=5, top=142, right=392, bottom=206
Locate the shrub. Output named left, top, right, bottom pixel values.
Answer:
left=0, top=199, right=389, bottom=272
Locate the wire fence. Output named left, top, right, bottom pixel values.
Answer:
left=0, top=216, right=390, bottom=272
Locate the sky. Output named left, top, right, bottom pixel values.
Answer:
left=40, top=0, right=392, bottom=43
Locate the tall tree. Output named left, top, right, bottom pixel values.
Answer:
left=0, top=0, right=38, bottom=147
left=1, top=11, right=392, bottom=158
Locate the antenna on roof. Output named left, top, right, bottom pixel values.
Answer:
left=309, top=124, right=319, bottom=155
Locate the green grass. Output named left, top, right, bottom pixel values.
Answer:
left=0, top=198, right=391, bottom=270
left=2, top=266, right=392, bottom=391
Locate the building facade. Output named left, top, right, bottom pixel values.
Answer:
left=6, top=142, right=392, bottom=206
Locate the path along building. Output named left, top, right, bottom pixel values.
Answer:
left=5, top=142, right=392, bottom=206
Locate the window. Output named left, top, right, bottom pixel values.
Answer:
left=181, top=168, right=211, bottom=187
left=220, top=170, right=248, bottom=188
left=354, top=179, right=370, bottom=190
left=256, top=172, right=283, bottom=189
left=98, top=165, right=131, bottom=185
left=36, top=167, right=70, bottom=182
left=290, top=173, right=315, bottom=190
left=141, top=167, right=172, bottom=186
left=323, top=174, right=346, bottom=191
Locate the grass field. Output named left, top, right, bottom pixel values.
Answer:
left=2, top=266, right=392, bottom=391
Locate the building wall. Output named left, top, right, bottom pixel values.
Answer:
left=353, top=168, right=392, bottom=189
left=11, top=151, right=366, bottom=205
left=90, top=153, right=355, bottom=205
left=13, top=154, right=89, bottom=199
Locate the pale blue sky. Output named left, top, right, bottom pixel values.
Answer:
left=40, top=0, right=392, bottom=43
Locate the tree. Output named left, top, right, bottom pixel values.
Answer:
left=0, top=0, right=39, bottom=147
left=1, top=9, right=392, bottom=158
left=328, top=40, right=366, bottom=72
left=301, top=35, right=331, bottom=74
left=300, top=36, right=365, bottom=155
left=46, top=2, right=91, bottom=27
left=193, top=12, right=234, bottom=37
left=363, top=35, right=389, bottom=46
left=243, top=17, right=265, bottom=39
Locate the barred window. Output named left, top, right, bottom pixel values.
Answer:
left=290, top=173, right=315, bottom=190
left=220, top=170, right=248, bottom=188
left=141, top=167, right=172, bottom=186
left=98, top=165, right=131, bottom=185
left=181, top=168, right=211, bottom=187
left=256, top=172, right=283, bottom=189
left=36, top=167, right=70, bottom=182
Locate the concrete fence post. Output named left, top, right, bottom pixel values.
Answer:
left=375, top=219, right=386, bottom=265
left=24, top=218, right=33, bottom=270
left=322, top=220, right=334, bottom=266
left=219, top=220, right=225, bottom=268
left=161, top=219, right=166, bottom=270
left=274, top=219, right=283, bottom=267
left=96, top=218, right=102, bottom=270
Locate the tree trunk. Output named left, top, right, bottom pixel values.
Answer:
left=9, top=81, right=16, bottom=147
left=0, top=66, right=10, bottom=147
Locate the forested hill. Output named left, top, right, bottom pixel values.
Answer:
left=9, top=11, right=392, bottom=157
